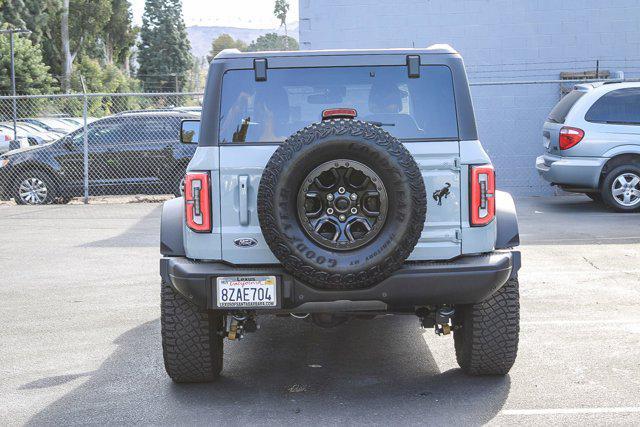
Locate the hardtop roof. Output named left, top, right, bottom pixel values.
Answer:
left=214, top=44, right=458, bottom=61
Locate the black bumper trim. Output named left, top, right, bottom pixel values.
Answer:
left=160, top=251, right=519, bottom=312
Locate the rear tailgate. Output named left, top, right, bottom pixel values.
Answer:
left=215, top=62, right=464, bottom=264
left=405, top=141, right=461, bottom=260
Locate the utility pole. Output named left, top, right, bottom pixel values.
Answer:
left=0, top=28, right=31, bottom=141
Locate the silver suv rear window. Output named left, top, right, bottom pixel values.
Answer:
left=219, top=65, right=458, bottom=143
left=547, top=90, right=585, bottom=124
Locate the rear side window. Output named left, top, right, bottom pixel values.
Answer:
left=585, top=88, right=640, bottom=125
left=219, top=65, right=458, bottom=143
left=133, top=117, right=182, bottom=142
left=547, top=90, right=585, bottom=124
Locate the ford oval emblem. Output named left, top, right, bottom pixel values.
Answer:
left=234, top=238, right=258, bottom=248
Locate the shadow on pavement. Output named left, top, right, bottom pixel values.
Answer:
left=27, top=316, right=510, bottom=425
left=79, top=205, right=162, bottom=248
left=516, top=195, right=640, bottom=245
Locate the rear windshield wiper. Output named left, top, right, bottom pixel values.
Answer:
left=366, top=121, right=395, bottom=127
left=604, top=120, right=639, bottom=125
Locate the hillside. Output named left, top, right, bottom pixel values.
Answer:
left=187, top=22, right=299, bottom=59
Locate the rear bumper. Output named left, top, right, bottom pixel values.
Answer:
left=535, top=154, right=606, bottom=189
left=160, top=251, right=521, bottom=313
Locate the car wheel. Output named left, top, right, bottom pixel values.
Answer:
left=585, top=192, right=602, bottom=203
left=257, top=119, right=426, bottom=290
left=601, top=164, right=640, bottom=212
left=161, top=281, right=224, bottom=383
left=13, top=170, right=56, bottom=205
left=454, top=277, right=520, bottom=376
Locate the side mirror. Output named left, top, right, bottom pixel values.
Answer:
left=181, top=120, right=200, bottom=144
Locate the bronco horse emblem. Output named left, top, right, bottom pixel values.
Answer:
left=432, top=183, right=451, bottom=206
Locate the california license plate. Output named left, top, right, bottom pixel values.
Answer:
left=216, top=276, right=277, bottom=308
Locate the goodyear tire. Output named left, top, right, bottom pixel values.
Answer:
left=257, top=119, right=426, bottom=290
left=161, top=281, right=223, bottom=383
left=454, top=277, right=520, bottom=376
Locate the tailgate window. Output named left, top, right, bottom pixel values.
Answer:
left=547, top=90, right=585, bottom=124
left=219, top=65, right=458, bottom=143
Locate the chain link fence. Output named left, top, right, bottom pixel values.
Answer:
left=0, top=92, right=202, bottom=205
left=0, top=77, right=638, bottom=204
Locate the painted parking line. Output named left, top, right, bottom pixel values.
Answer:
left=521, top=319, right=640, bottom=326
left=501, top=407, right=640, bottom=416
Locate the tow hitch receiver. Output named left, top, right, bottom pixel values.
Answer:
left=224, top=312, right=259, bottom=340
left=417, top=306, right=456, bottom=336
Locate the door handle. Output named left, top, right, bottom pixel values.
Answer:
left=238, top=175, right=249, bottom=225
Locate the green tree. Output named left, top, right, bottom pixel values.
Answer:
left=273, top=0, right=289, bottom=50
left=60, top=0, right=112, bottom=92
left=247, top=33, right=298, bottom=52
left=0, top=25, right=56, bottom=95
left=137, top=0, right=193, bottom=92
left=104, top=0, right=137, bottom=74
left=1, top=0, right=28, bottom=27
left=206, top=33, right=246, bottom=62
left=0, top=0, right=61, bottom=76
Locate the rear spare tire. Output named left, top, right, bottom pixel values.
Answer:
left=257, top=119, right=426, bottom=290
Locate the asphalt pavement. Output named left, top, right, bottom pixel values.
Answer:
left=0, top=195, right=639, bottom=426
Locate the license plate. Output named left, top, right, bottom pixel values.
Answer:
left=216, top=276, right=277, bottom=308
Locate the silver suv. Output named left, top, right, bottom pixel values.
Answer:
left=536, top=82, right=640, bottom=212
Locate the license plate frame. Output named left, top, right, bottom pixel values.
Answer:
left=215, top=276, right=279, bottom=309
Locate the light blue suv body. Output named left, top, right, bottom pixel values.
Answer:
left=536, top=82, right=640, bottom=211
left=158, top=46, right=523, bottom=382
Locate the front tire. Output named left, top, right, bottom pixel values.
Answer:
left=601, top=164, right=640, bottom=212
left=13, top=170, right=57, bottom=205
left=161, top=281, right=223, bottom=383
left=454, top=277, right=520, bottom=376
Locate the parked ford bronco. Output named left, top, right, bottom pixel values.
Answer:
left=159, top=45, right=521, bottom=383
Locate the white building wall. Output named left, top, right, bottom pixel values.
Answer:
left=299, top=0, right=640, bottom=195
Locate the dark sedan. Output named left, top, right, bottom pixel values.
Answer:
left=0, top=111, right=197, bottom=204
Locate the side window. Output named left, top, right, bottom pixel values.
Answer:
left=70, top=120, right=121, bottom=146
left=585, top=88, right=640, bottom=125
left=134, top=117, right=180, bottom=143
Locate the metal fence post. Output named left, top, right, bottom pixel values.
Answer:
left=10, top=31, right=17, bottom=142
left=81, top=76, right=89, bottom=204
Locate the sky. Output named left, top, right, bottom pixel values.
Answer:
left=130, top=0, right=299, bottom=28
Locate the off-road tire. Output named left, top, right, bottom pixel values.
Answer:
left=585, top=192, right=602, bottom=203
left=161, top=281, right=223, bottom=383
left=257, top=119, right=426, bottom=290
left=454, top=277, right=520, bottom=376
left=601, top=164, right=640, bottom=213
left=13, top=169, right=57, bottom=205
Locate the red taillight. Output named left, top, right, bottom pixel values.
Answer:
left=184, top=172, right=211, bottom=233
left=322, top=108, right=357, bottom=120
left=470, top=165, right=495, bottom=226
left=559, top=126, right=584, bottom=150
